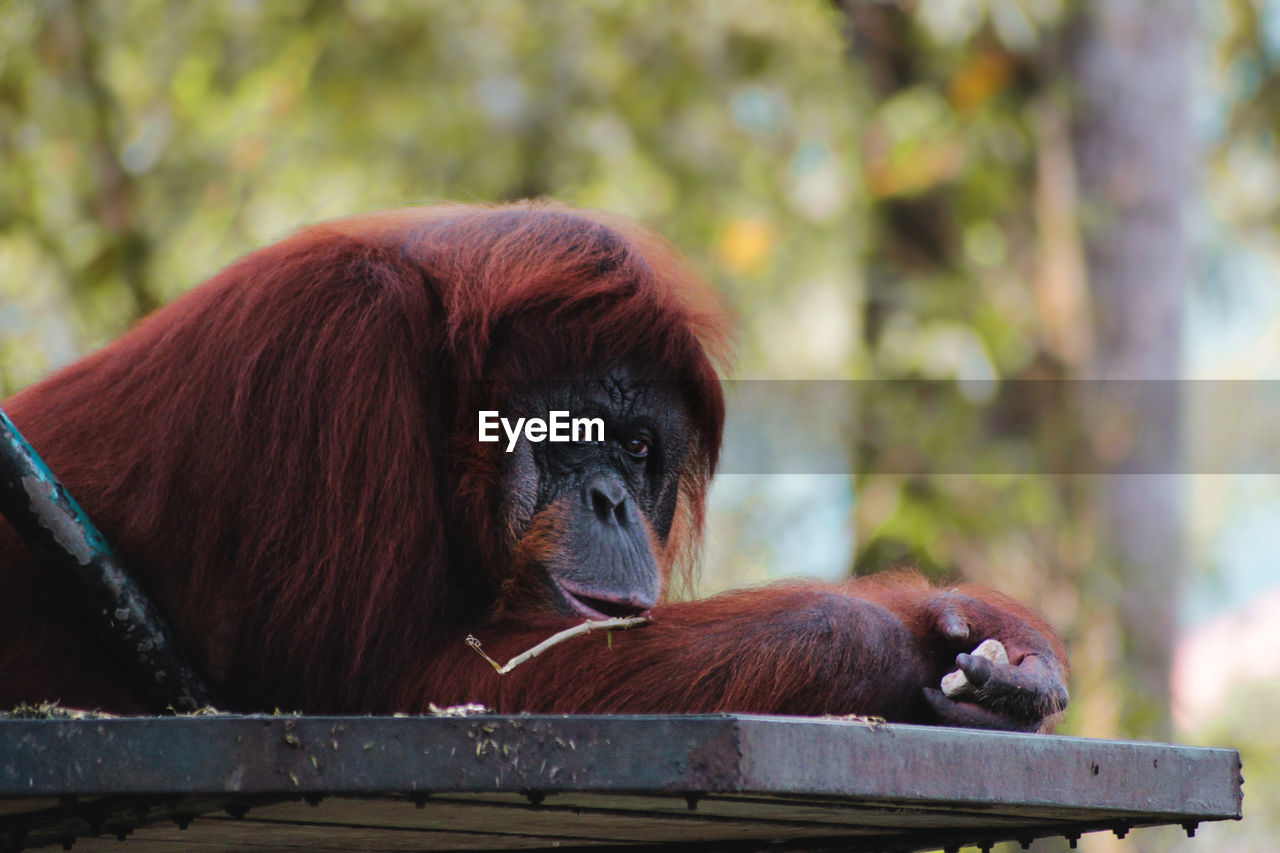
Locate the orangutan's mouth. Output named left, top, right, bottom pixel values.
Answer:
left=552, top=578, right=652, bottom=620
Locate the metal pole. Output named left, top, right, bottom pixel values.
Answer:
left=0, top=406, right=218, bottom=713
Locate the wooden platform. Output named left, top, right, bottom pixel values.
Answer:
left=0, top=714, right=1242, bottom=852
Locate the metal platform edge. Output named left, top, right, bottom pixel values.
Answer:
left=0, top=714, right=1241, bottom=820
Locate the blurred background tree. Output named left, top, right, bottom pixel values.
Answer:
left=1, top=2, right=1276, bottom=849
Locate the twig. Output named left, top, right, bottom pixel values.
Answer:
left=466, top=616, right=650, bottom=675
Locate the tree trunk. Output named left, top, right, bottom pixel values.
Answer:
left=1069, top=0, right=1194, bottom=745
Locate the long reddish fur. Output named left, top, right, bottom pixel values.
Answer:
left=407, top=572, right=1065, bottom=721
left=0, top=202, right=1064, bottom=720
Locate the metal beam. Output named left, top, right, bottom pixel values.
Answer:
left=0, top=715, right=1242, bottom=852
left=0, top=408, right=217, bottom=713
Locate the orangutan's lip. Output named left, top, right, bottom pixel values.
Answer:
left=551, top=577, right=652, bottom=621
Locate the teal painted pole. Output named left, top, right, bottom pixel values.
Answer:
left=0, top=407, right=218, bottom=713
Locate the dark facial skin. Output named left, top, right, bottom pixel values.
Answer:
left=498, top=365, right=692, bottom=620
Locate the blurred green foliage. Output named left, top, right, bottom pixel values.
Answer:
left=0, top=0, right=860, bottom=386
